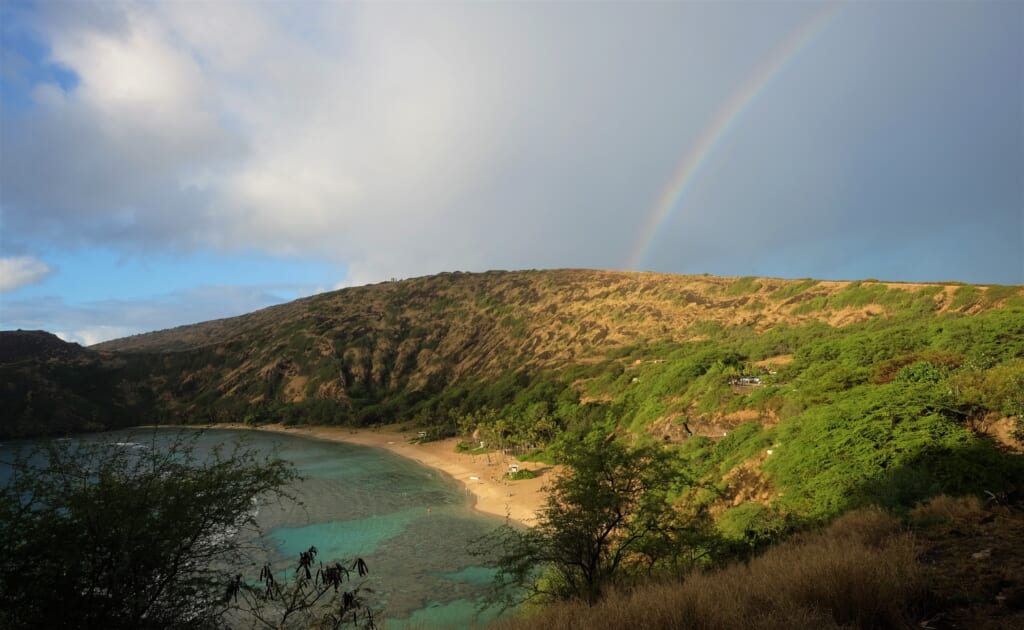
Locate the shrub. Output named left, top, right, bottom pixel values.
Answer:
left=492, top=508, right=924, bottom=630
left=909, top=495, right=984, bottom=527
left=726, top=277, right=762, bottom=296
left=1011, top=418, right=1024, bottom=445
left=483, top=434, right=702, bottom=606
left=769, top=279, right=819, bottom=301
left=507, top=468, right=537, bottom=481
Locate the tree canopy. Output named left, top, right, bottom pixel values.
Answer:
left=486, top=431, right=714, bottom=605
left=0, top=432, right=296, bottom=630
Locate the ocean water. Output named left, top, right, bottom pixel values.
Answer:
left=1, top=428, right=509, bottom=628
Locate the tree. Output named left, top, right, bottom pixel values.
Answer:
left=0, top=432, right=297, bottom=630
left=236, top=545, right=377, bottom=630
left=484, top=431, right=712, bottom=606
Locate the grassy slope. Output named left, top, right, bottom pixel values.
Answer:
left=493, top=497, right=1024, bottom=630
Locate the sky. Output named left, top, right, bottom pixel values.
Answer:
left=1, top=0, right=1021, bottom=345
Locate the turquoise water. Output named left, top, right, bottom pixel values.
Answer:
left=1, top=428, right=508, bottom=628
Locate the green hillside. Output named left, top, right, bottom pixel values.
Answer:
left=4, top=269, right=1023, bottom=524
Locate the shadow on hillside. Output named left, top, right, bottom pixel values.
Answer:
left=851, top=437, right=1024, bottom=513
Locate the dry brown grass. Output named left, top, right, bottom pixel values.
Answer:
left=283, top=375, right=309, bottom=402
left=826, top=305, right=882, bottom=327
left=754, top=354, right=794, bottom=368
left=492, top=508, right=924, bottom=630
left=976, top=416, right=1024, bottom=453
left=910, top=495, right=985, bottom=525
left=93, top=270, right=957, bottom=358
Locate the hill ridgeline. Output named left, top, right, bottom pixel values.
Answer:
left=2, top=269, right=1022, bottom=520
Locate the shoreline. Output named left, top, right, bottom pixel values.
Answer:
left=174, top=423, right=551, bottom=527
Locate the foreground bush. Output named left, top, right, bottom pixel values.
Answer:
left=0, top=432, right=296, bottom=630
left=492, top=508, right=926, bottom=630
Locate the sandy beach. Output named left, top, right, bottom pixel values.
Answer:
left=210, top=423, right=553, bottom=526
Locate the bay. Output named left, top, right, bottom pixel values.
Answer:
left=0, top=427, right=508, bottom=628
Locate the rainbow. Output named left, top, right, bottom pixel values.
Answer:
left=626, top=3, right=843, bottom=270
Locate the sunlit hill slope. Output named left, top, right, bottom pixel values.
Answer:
left=3, top=270, right=1023, bottom=520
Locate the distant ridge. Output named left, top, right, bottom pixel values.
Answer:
left=0, top=330, right=91, bottom=364
left=94, top=269, right=1015, bottom=355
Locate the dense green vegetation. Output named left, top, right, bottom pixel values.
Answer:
left=420, top=304, right=1022, bottom=532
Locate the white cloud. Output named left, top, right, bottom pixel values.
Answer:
left=3, top=2, right=711, bottom=281
left=55, top=326, right=134, bottom=347
left=0, top=256, right=53, bottom=291
left=1, top=282, right=326, bottom=344
left=2, top=1, right=1020, bottom=287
